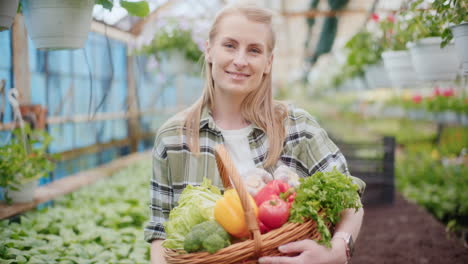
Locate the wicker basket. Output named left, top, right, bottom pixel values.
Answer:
left=163, top=145, right=325, bottom=264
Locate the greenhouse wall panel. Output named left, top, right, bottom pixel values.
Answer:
left=0, top=31, right=12, bottom=124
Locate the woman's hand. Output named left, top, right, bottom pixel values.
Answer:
left=258, top=239, right=347, bottom=264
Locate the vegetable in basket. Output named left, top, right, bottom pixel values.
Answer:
left=288, top=168, right=362, bottom=246
left=254, top=180, right=295, bottom=207
left=258, top=197, right=290, bottom=230
left=163, top=179, right=223, bottom=250
left=214, top=188, right=258, bottom=238
left=184, top=220, right=231, bottom=254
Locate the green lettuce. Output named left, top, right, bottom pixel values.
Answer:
left=162, top=179, right=222, bottom=250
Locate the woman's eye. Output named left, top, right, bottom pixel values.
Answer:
left=224, top=43, right=234, bottom=48
left=250, top=48, right=261, bottom=54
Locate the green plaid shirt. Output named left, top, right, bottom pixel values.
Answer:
left=144, top=105, right=365, bottom=242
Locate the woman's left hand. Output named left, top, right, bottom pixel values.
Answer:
left=258, top=238, right=347, bottom=264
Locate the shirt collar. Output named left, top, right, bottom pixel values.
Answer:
left=199, top=105, right=264, bottom=135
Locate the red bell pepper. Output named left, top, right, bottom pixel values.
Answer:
left=254, top=180, right=295, bottom=207
left=258, top=198, right=290, bottom=229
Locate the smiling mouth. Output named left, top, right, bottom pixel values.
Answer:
left=226, top=71, right=250, bottom=80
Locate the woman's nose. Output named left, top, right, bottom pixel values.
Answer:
left=233, top=51, right=248, bottom=68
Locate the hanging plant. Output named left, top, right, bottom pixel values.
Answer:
left=0, top=125, right=58, bottom=204
left=137, top=22, right=203, bottom=64
left=432, top=0, right=468, bottom=47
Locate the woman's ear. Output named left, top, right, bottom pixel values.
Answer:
left=264, top=54, right=274, bottom=74
left=205, top=40, right=212, bottom=63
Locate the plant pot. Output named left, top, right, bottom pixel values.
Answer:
left=451, top=22, right=468, bottom=75
left=22, top=0, right=94, bottom=50
left=0, top=0, right=19, bottom=31
left=19, top=104, right=48, bottom=130
left=161, top=50, right=190, bottom=75
left=382, top=50, right=420, bottom=88
left=364, top=62, right=391, bottom=89
left=407, top=37, right=459, bottom=81
left=5, top=180, right=38, bottom=203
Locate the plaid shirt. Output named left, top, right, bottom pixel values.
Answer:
left=144, top=105, right=365, bottom=243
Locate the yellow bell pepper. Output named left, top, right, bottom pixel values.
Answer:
left=214, top=189, right=258, bottom=238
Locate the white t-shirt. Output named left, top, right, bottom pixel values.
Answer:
left=219, top=125, right=256, bottom=177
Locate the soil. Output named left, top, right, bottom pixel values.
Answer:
left=353, top=193, right=468, bottom=263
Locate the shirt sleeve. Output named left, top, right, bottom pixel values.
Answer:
left=144, top=135, right=172, bottom=243
left=301, top=122, right=366, bottom=197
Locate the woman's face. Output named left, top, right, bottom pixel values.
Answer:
left=206, top=13, right=273, bottom=96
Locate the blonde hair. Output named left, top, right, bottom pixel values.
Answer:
left=184, top=4, right=287, bottom=169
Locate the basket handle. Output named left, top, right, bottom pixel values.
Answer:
left=214, top=144, right=262, bottom=257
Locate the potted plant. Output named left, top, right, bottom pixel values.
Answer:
left=0, top=0, right=19, bottom=31
left=137, top=23, right=203, bottom=75
left=405, top=0, right=459, bottom=81
left=21, top=0, right=149, bottom=50
left=342, top=30, right=381, bottom=90
left=433, top=0, right=468, bottom=74
left=0, top=125, right=57, bottom=204
left=361, top=14, right=391, bottom=89
left=380, top=12, right=420, bottom=88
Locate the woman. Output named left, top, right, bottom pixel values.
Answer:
left=144, top=4, right=365, bottom=264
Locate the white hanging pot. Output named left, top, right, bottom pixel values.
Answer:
left=161, top=49, right=190, bottom=75
left=451, top=22, right=468, bottom=75
left=0, top=0, right=19, bottom=31
left=22, top=0, right=94, bottom=50
left=407, top=37, right=459, bottom=81
left=6, top=179, right=38, bottom=203
left=382, top=50, right=420, bottom=88
left=364, top=62, right=391, bottom=89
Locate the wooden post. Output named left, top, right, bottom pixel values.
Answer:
left=12, top=14, right=30, bottom=104
left=126, top=55, right=140, bottom=153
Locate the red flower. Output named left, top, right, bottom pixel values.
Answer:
left=412, top=95, right=423, bottom=104
left=371, top=13, right=379, bottom=22
left=442, top=88, right=454, bottom=97
left=387, top=14, right=395, bottom=23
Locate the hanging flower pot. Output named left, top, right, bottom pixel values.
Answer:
left=22, top=0, right=94, bottom=50
left=0, top=0, right=19, bottom=31
left=161, top=49, right=191, bottom=75
left=5, top=179, right=38, bottom=203
left=364, top=62, right=391, bottom=89
left=407, top=37, right=459, bottom=81
left=451, top=22, right=468, bottom=75
left=382, top=50, right=420, bottom=88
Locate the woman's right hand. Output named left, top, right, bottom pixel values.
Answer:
left=151, top=240, right=167, bottom=264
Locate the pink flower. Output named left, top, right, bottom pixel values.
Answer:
left=387, top=14, right=395, bottom=23
left=412, top=95, right=423, bottom=104
left=371, top=13, right=379, bottom=22
left=433, top=86, right=441, bottom=96
left=442, top=88, right=455, bottom=97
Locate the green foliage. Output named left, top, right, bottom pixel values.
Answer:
left=95, top=0, right=149, bottom=17
left=0, top=160, right=152, bottom=263
left=405, top=0, right=459, bottom=45
left=138, top=25, right=203, bottom=64
left=343, top=30, right=383, bottom=78
left=432, top=0, right=468, bottom=47
left=396, top=147, right=468, bottom=232
left=438, top=127, right=468, bottom=157
left=379, top=14, right=413, bottom=51
left=289, top=168, right=362, bottom=247
left=0, top=125, right=58, bottom=203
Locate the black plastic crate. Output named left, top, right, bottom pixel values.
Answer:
left=332, top=136, right=396, bottom=206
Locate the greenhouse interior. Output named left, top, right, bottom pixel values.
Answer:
left=0, top=0, right=467, bottom=263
